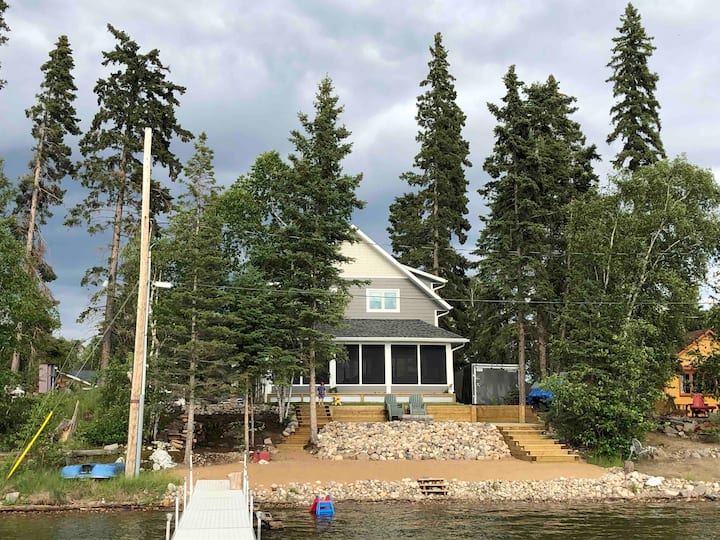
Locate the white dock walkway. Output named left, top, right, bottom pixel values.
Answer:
left=172, top=479, right=256, bottom=540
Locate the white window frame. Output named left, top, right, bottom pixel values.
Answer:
left=366, top=288, right=400, bottom=313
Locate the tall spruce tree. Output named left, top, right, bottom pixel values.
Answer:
left=247, top=78, right=364, bottom=444
left=607, top=2, right=665, bottom=171
left=0, top=0, right=9, bottom=90
left=388, top=32, right=471, bottom=342
left=15, top=35, right=80, bottom=278
left=477, top=66, right=599, bottom=395
left=11, top=40, right=81, bottom=376
left=156, top=133, right=240, bottom=465
left=68, top=24, right=192, bottom=372
left=10, top=36, right=80, bottom=373
left=477, top=66, right=536, bottom=406
left=522, top=75, right=599, bottom=376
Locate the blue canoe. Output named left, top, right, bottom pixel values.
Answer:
left=61, top=462, right=125, bottom=479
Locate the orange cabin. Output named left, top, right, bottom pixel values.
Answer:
left=664, top=329, right=719, bottom=414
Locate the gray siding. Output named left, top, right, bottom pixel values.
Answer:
left=345, top=277, right=439, bottom=324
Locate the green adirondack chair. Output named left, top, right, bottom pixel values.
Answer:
left=384, top=394, right=404, bottom=420
left=408, top=394, right=427, bottom=416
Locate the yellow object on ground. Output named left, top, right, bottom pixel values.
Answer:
left=6, top=411, right=54, bottom=479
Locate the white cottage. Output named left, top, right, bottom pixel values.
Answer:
left=299, top=227, right=468, bottom=398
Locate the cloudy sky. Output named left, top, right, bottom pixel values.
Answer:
left=1, top=0, right=719, bottom=341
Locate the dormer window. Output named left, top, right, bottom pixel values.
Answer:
left=366, top=289, right=399, bottom=312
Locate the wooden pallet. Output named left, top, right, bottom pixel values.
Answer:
left=417, top=477, right=448, bottom=496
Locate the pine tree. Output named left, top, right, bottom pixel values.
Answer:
left=388, top=32, right=472, bottom=342
left=607, top=2, right=665, bottom=171
left=157, top=133, right=239, bottom=465
left=15, top=35, right=80, bottom=279
left=1, top=159, right=57, bottom=364
left=68, top=25, right=192, bottom=372
left=244, top=78, right=363, bottom=444
left=522, top=75, right=599, bottom=376
left=477, top=66, right=599, bottom=392
left=10, top=37, right=82, bottom=375
left=0, top=1, right=9, bottom=90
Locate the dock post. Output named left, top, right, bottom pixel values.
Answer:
left=165, top=513, right=172, bottom=540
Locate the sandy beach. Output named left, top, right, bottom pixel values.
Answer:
left=185, top=449, right=606, bottom=488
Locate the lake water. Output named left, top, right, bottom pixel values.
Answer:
left=1, top=500, right=719, bottom=539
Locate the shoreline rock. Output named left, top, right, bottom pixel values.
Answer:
left=254, top=469, right=720, bottom=505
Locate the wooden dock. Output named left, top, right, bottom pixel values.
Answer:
left=172, top=479, right=256, bottom=540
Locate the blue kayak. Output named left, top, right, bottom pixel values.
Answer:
left=61, top=462, right=125, bottom=479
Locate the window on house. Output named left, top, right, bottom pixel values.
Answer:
left=362, top=344, right=385, bottom=384
left=420, top=345, right=446, bottom=384
left=338, top=345, right=360, bottom=384
left=681, top=372, right=693, bottom=395
left=391, top=345, right=417, bottom=384
left=367, top=289, right=399, bottom=312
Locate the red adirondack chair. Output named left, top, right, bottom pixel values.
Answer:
left=690, top=393, right=716, bottom=417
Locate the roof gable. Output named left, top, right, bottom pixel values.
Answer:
left=339, top=228, right=452, bottom=311
left=678, top=329, right=719, bottom=363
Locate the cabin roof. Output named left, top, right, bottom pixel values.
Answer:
left=323, top=319, right=468, bottom=343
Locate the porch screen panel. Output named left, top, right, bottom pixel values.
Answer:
left=338, top=345, right=360, bottom=384
left=391, top=345, right=418, bottom=384
left=361, top=345, right=385, bottom=384
left=420, top=345, right=446, bottom=384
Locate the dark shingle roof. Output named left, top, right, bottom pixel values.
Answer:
left=322, top=319, right=467, bottom=342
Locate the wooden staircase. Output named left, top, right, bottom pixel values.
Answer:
left=497, top=424, right=580, bottom=463
left=278, top=404, right=333, bottom=449
left=417, top=477, right=448, bottom=496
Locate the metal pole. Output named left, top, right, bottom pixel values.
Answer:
left=175, top=492, right=179, bottom=528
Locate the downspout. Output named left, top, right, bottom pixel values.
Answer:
left=435, top=309, right=450, bottom=327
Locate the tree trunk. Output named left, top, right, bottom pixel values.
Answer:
left=184, top=205, right=201, bottom=466
left=517, top=307, right=526, bottom=423
left=11, top=126, right=45, bottom=373
left=537, top=312, right=547, bottom=379
left=101, top=178, right=126, bottom=371
left=432, top=181, right=440, bottom=275
left=244, top=385, right=249, bottom=455
left=184, top=380, right=195, bottom=466
left=308, top=342, right=318, bottom=445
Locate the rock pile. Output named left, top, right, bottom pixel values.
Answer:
left=254, top=470, right=720, bottom=504
left=316, top=421, right=511, bottom=461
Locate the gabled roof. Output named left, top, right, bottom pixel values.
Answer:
left=677, top=329, right=716, bottom=357
left=324, top=319, right=468, bottom=343
left=349, top=227, right=452, bottom=311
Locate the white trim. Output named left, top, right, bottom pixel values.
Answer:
left=334, top=336, right=468, bottom=344
left=350, top=227, right=453, bottom=312
left=366, top=288, right=400, bottom=313
left=403, top=265, right=447, bottom=284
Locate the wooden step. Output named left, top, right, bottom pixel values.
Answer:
left=417, top=477, right=448, bottom=496
left=498, top=425, right=580, bottom=463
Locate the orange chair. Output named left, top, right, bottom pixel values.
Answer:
left=690, top=393, right=717, bottom=417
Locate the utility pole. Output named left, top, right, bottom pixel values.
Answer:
left=126, top=128, right=152, bottom=477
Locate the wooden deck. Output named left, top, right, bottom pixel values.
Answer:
left=172, top=479, right=255, bottom=540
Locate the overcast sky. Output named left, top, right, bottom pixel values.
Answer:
left=1, top=0, right=719, bottom=341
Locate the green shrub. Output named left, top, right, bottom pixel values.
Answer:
left=545, top=338, right=661, bottom=458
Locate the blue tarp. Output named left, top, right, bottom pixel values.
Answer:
left=527, top=386, right=553, bottom=406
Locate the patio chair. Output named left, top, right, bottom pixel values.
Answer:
left=408, top=394, right=427, bottom=416
left=629, top=438, right=656, bottom=460
left=384, top=394, right=404, bottom=420
left=690, top=393, right=717, bottom=417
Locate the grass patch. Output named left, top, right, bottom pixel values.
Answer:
left=0, top=468, right=182, bottom=506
